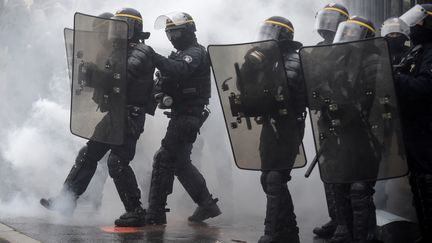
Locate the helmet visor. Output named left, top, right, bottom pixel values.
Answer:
left=155, top=11, right=194, bottom=29
left=257, top=23, right=281, bottom=41
left=314, top=8, right=349, bottom=33
left=381, top=18, right=410, bottom=38
left=400, top=5, right=428, bottom=27
left=333, top=21, right=369, bottom=43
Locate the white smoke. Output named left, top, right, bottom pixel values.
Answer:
left=0, top=0, right=343, bottom=234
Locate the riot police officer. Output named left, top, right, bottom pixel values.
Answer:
left=396, top=4, right=432, bottom=243
left=254, top=16, right=306, bottom=243
left=329, top=16, right=380, bottom=243
left=381, top=17, right=410, bottom=65
left=315, top=3, right=350, bottom=45
left=312, top=3, right=350, bottom=239
left=373, top=17, right=411, bottom=211
left=40, top=8, right=156, bottom=227
left=142, top=12, right=221, bottom=225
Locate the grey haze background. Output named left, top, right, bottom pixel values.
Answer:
left=0, top=0, right=341, bottom=227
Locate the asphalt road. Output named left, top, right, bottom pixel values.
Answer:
left=0, top=210, right=329, bottom=243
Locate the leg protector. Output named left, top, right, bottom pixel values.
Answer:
left=410, top=172, right=432, bottom=241
left=107, top=153, right=141, bottom=212
left=313, top=183, right=338, bottom=238
left=63, top=146, right=98, bottom=197
left=350, top=182, right=376, bottom=242
left=175, top=157, right=211, bottom=206
left=331, top=184, right=353, bottom=243
left=325, top=183, right=338, bottom=221
left=146, top=147, right=175, bottom=224
left=259, top=171, right=299, bottom=243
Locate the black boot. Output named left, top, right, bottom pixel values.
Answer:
left=188, top=198, right=221, bottom=222
left=145, top=208, right=170, bottom=225
left=313, top=220, right=337, bottom=238
left=114, top=206, right=146, bottom=227
left=40, top=192, right=77, bottom=217
left=330, top=225, right=352, bottom=243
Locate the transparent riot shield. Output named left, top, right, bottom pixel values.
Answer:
left=300, top=37, right=408, bottom=183
left=71, top=13, right=128, bottom=145
left=64, top=28, right=73, bottom=81
left=208, top=40, right=307, bottom=171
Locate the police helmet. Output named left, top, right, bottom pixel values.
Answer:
left=315, top=3, right=350, bottom=39
left=400, top=4, right=432, bottom=29
left=258, top=16, right=295, bottom=41
left=381, top=17, right=410, bottom=39
left=333, top=16, right=376, bottom=43
left=113, top=8, right=143, bottom=39
left=154, top=12, right=196, bottom=41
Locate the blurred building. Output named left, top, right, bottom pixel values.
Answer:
left=341, top=0, right=430, bottom=30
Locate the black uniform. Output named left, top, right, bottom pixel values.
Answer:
left=313, top=40, right=339, bottom=237
left=258, top=47, right=306, bottom=243
left=42, top=41, right=155, bottom=215
left=312, top=4, right=350, bottom=238
left=145, top=39, right=219, bottom=224
left=326, top=47, right=380, bottom=243
left=395, top=41, right=432, bottom=243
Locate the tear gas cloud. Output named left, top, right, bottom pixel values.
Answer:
left=0, top=0, right=342, bottom=226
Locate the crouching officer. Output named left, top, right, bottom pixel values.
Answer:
left=141, top=12, right=221, bottom=225
left=40, top=8, right=156, bottom=227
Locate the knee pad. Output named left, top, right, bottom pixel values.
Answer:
left=64, top=146, right=96, bottom=190
left=75, top=146, right=88, bottom=165
left=264, top=171, right=285, bottom=195
left=351, top=182, right=374, bottom=210
left=107, top=153, right=127, bottom=179
left=71, top=145, right=96, bottom=174
left=351, top=182, right=374, bottom=196
left=153, top=147, right=173, bottom=170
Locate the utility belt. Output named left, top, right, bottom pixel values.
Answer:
left=154, top=72, right=210, bottom=109
left=163, top=104, right=210, bottom=128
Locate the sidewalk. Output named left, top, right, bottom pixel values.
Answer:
left=0, top=223, right=40, bottom=243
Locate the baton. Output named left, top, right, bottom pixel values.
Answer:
left=305, top=139, right=327, bottom=178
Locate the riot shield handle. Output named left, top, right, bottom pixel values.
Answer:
left=221, top=77, right=232, bottom=91
left=305, top=139, right=327, bottom=178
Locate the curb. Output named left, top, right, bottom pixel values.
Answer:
left=0, top=223, right=40, bottom=243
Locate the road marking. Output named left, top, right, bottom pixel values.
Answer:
left=100, top=226, right=145, bottom=233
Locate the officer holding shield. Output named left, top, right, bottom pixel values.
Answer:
left=41, top=8, right=156, bottom=227
left=253, top=16, right=306, bottom=243
left=312, top=3, right=350, bottom=239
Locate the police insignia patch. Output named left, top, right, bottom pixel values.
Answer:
left=184, top=55, right=193, bottom=63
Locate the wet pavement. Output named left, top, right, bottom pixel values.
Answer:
left=0, top=211, right=330, bottom=243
